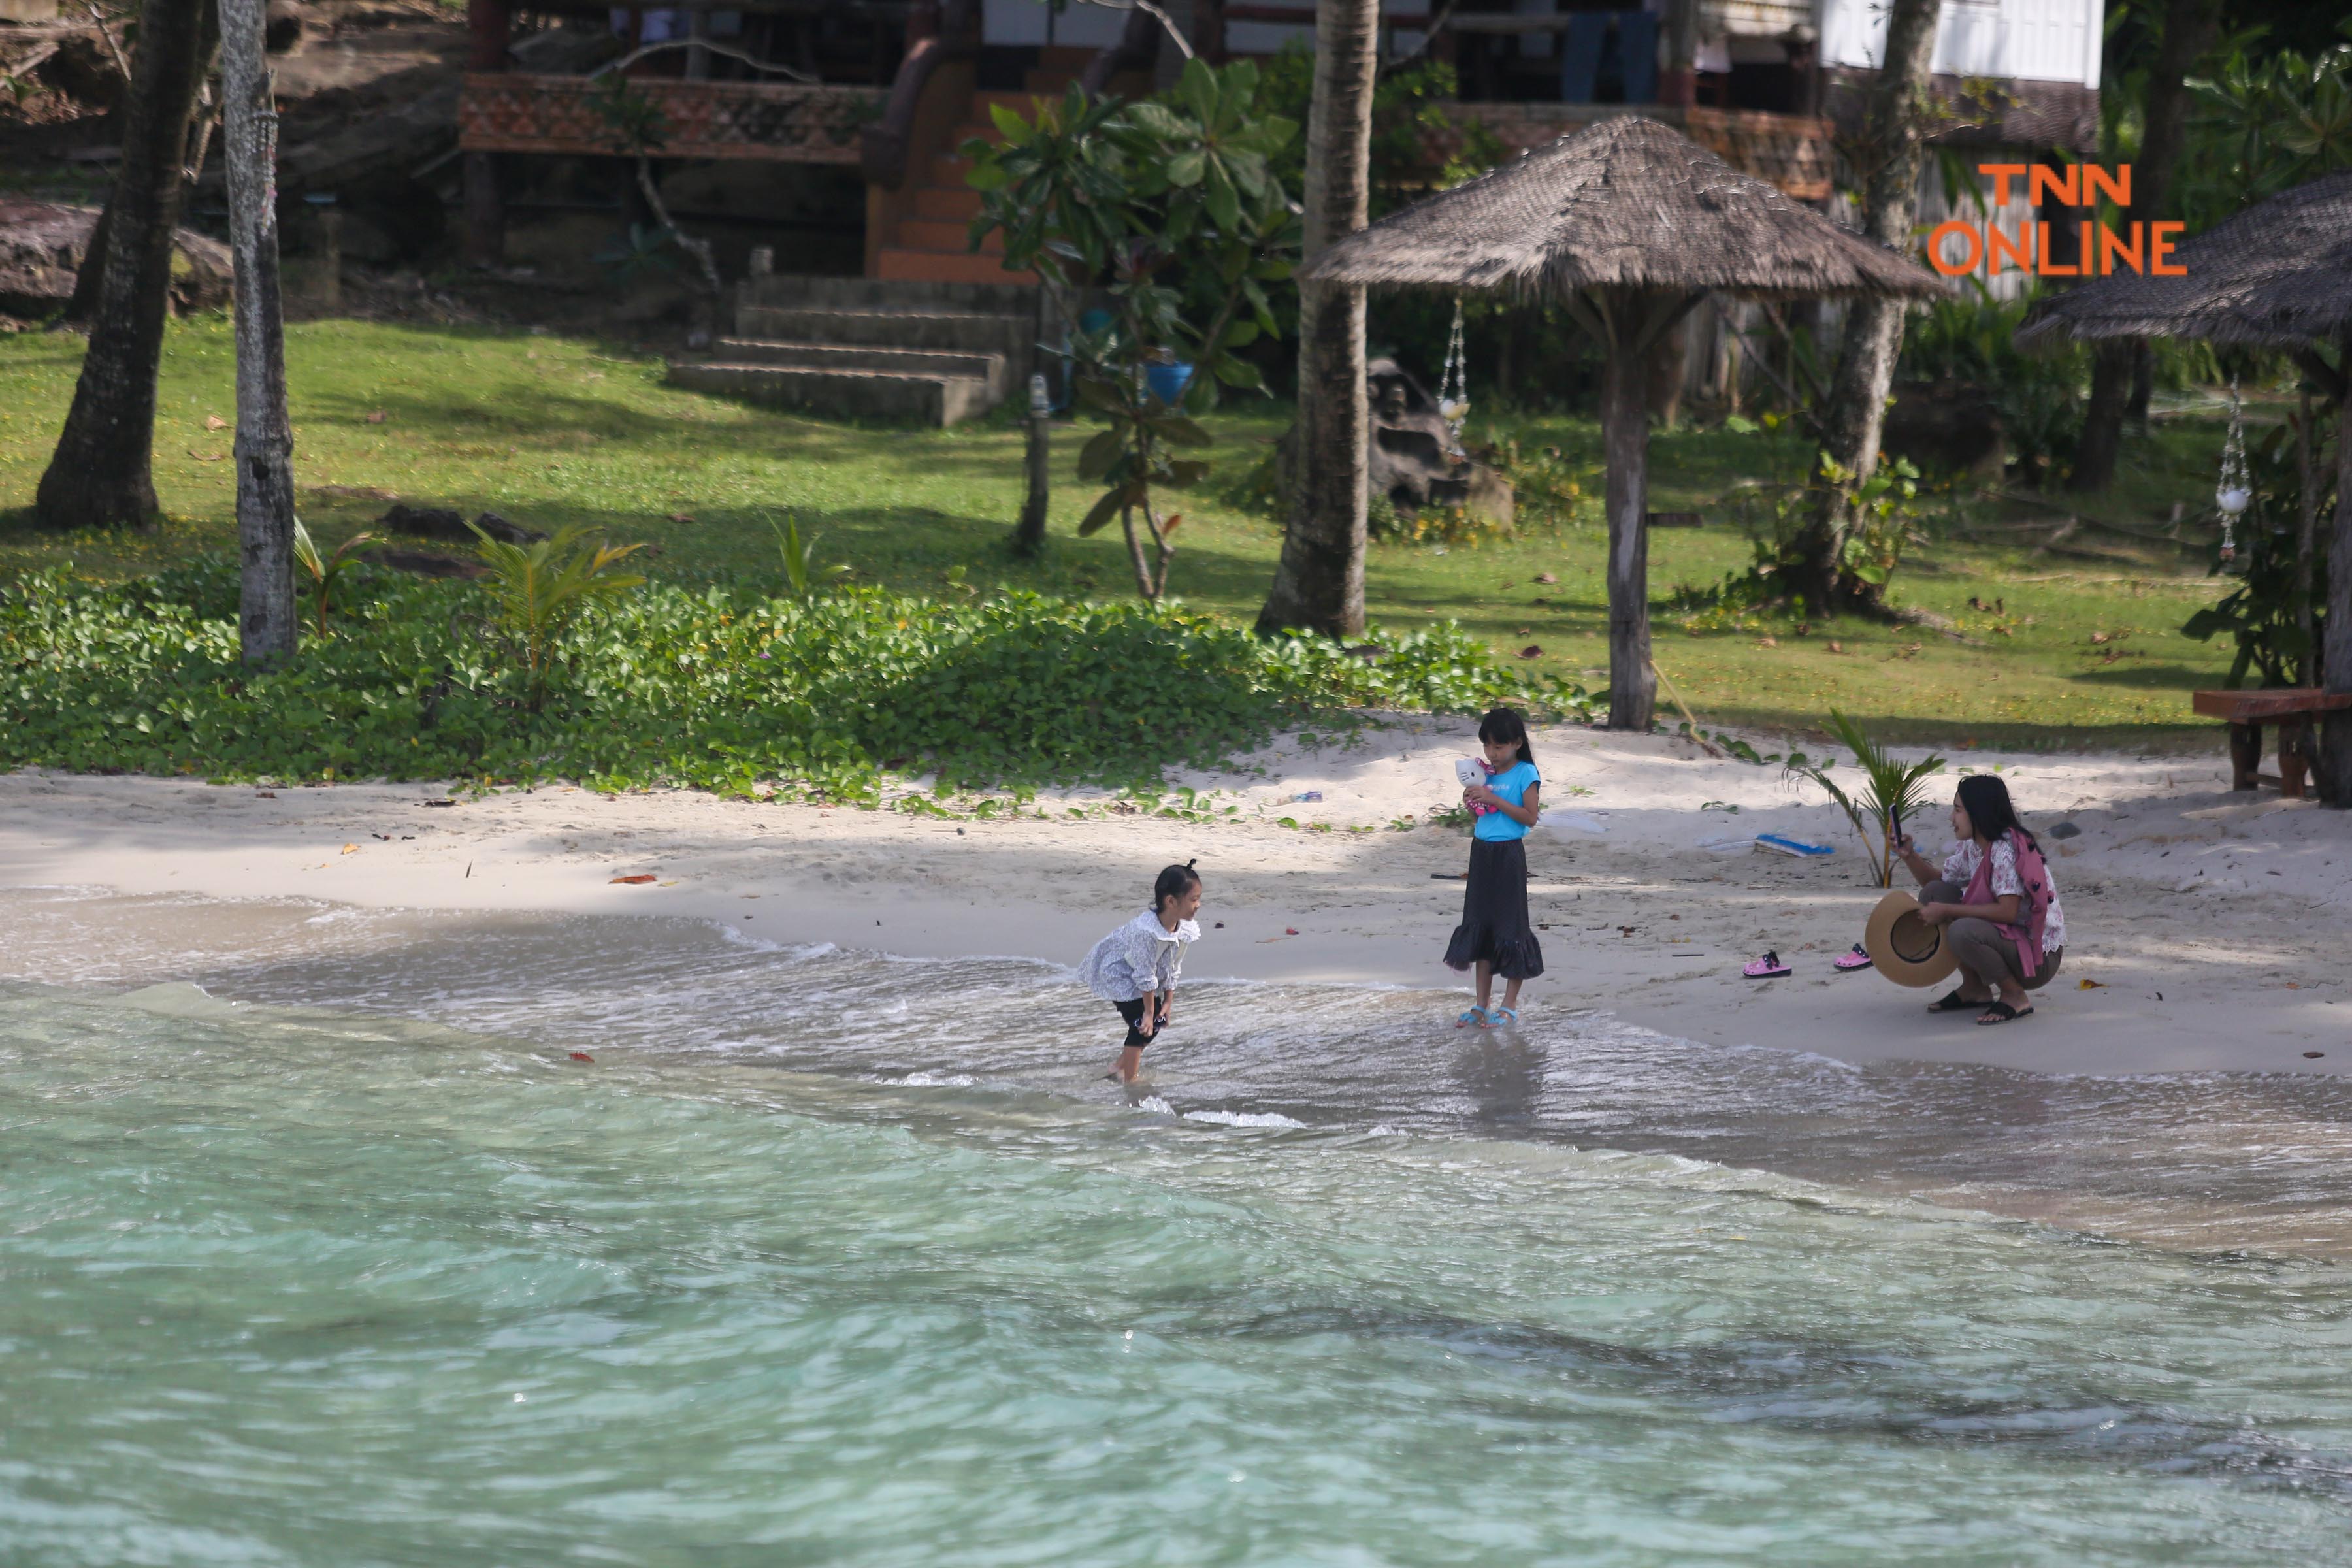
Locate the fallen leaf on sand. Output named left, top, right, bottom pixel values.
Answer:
left=569, top=1051, right=594, bottom=1062
left=255, top=790, right=276, bottom=798
left=1284, top=928, right=1299, bottom=936
left=1534, top=572, right=1557, bottom=584
left=366, top=410, right=387, bottom=425
left=2078, top=977, right=2105, bottom=989
left=340, top=843, right=359, bottom=855
left=423, top=798, right=455, bottom=807
left=204, top=414, right=228, bottom=430
left=2306, top=1051, right=2326, bottom=1059
left=610, top=874, right=657, bottom=885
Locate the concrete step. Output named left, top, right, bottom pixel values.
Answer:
left=894, top=216, right=1004, bottom=254
left=665, top=361, right=999, bottom=426
left=876, top=247, right=1039, bottom=286
left=736, top=274, right=1036, bottom=315
left=731, top=304, right=1034, bottom=359
left=706, top=337, right=1010, bottom=397
left=911, top=184, right=985, bottom=221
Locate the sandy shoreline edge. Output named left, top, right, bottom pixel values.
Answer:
left=5, top=718, right=2344, bottom=1076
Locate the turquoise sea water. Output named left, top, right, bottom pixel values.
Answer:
left=4, top=892, right=2351, bottom=1564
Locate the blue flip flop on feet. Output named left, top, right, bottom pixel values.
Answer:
left=1456, top=1006, right=1490, bottom=1028
left=1484, top=1005, right=1519, bottom=1028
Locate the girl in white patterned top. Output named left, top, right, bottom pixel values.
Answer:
left=1079, top=861, right=1203, bottom=1083
left=1894, top=775, right=2066, bottom=1025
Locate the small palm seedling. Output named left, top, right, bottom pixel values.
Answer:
left=291, top=519, right=378, bottom=639
left=1784, top=709, right=1944, bottom=887
left=464, top=519, right=647, bottom=709
left=770, top=515, right=850, bottom=600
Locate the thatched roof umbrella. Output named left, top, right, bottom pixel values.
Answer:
left=1302, top=116, right=1944, bottom=730
left=2019, top=171, right=2352, bottom=806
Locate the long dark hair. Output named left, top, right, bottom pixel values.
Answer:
left=1955, top=774, right=2036, bottom=853
left=1478, top=706, right=1534, bottom=768
left=1152, top=859, right=1200, bottom=913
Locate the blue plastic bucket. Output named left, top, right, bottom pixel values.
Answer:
left=1145, top=361, right=1194, bottom=406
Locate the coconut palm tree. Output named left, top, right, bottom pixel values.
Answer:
left=1254, top=0, right=1380, bottom=640
left=220, top=0, right=299, bottom=662
left=34, top=0, right=218, bottom=532
left=1789, top=0, right=1943, bottom=614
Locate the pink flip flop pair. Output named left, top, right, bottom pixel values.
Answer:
left=1745, top=945, right=1873, bottom=979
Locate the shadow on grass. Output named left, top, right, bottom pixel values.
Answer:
left=1707, top=708, right=2223, bottom=753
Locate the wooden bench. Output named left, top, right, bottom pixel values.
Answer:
left=2192, top=688, right=2352, bottom=798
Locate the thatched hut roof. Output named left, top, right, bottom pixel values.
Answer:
left=2017, top=171, right=2352, bottom=349
left=1300, top=116, right=1944, bottom=301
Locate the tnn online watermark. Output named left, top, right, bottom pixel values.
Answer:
left=1923, top=165, right=2187, bottom=278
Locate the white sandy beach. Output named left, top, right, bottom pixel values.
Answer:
left=4, top=717, right=2344, bottom=1075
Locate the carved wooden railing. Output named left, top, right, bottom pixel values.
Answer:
left=457, top=73, right=887, bottom=163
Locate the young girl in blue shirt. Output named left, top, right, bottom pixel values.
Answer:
left=1444, top=707, right=1544, bottom=1027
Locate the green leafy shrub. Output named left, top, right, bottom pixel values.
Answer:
left=0, top=566, right=1590, bottom=798
left=1897, top=280, right=2089, bottom=488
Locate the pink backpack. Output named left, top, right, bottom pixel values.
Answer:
left=1962, top=829, right=2053, bottom=978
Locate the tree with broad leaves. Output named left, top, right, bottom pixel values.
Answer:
left=964, top=59, right=1299, bottom=603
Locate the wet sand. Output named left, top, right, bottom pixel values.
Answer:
left=4, top=719, right=2344, bottom=1075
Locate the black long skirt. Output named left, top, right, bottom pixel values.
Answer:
left=1443, top=837, right=1544, bottom=979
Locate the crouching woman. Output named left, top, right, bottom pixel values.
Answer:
left=1894, top=774, right=2067, bottom=1026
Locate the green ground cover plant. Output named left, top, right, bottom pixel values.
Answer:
left=0, top=559, right=1584, bottom=795
left=0, top=319, right=2254, bottom=755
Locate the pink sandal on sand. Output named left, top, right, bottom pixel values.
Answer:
left=1833, top=944, right=1873, bottom=973
left=1743, top=952, right=1791, bottom=979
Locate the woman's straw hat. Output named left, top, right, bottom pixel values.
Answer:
left=1863, top=889, right=1960, bottom=987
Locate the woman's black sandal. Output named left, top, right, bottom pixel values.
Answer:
left=1927, top=989, right=1982, bottom=1013
left=1975, top=1001, right=2033, bottom=1026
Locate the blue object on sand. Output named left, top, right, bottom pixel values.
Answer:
left=1756, top=833, right=1835, bottom=858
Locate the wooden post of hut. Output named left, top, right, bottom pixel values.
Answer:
left=463, top=0, right=510, bottom=267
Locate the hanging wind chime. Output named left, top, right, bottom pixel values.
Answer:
left=2215, top=377, right=2251, bottom=563
left=1437, top=297, right=1470, bottom=458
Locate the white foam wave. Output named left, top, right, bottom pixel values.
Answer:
left=1183, top=1109, right=1308, bottom=1130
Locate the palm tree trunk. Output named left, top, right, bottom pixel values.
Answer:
left=1254, top=0, right=1377, bottom=638
left=34, top=0, right=216, bottom=530
left=1792, top=0, right=1940, bottom=613
left=2071, top=0, right=2221, bottom=492
left=221, top=0, right=299, bottom=662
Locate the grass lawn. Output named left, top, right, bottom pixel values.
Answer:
left=0, top=317, right=2247, bottom=752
